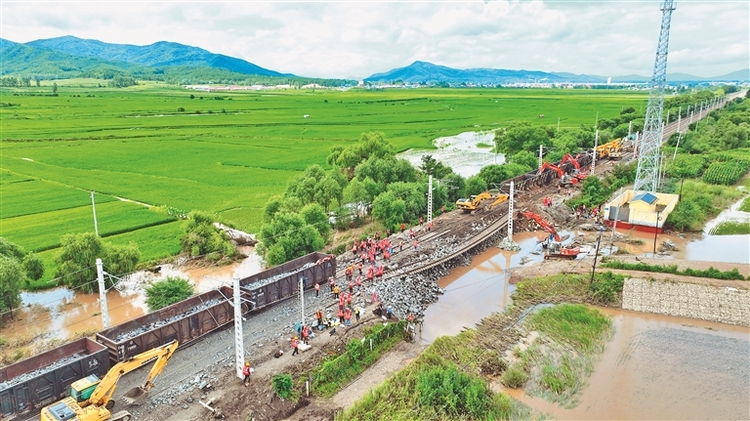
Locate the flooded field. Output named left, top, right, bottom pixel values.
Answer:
left=1, top=247, right=264, bottom=341
left=508, top=309, right=750, bottom=420
left=398, top=131, right=502, bottom=178
left=420, top=231, right=750, bottom=420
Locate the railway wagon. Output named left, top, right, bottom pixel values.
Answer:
left=239, top=251, right=336, bottom=310
left=0, top=338, right=110, bottom=420
left=95, top=252, right=336, bottom=362
left=96, top=286, right=238, bottom=362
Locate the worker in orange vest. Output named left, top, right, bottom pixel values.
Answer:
left=291, top=336, right=299, bottom=356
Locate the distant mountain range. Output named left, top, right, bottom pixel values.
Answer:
left=1, top=36, right=747, bottom=85
left=364, top=61, right=749, bottom=85
left=26, top=36, right=289, bottom=77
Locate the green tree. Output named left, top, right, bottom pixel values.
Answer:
left=181, top=211, right=237, bottom=261
left=300, top=203, right=330, bottom=239
left=145, top=276, right=195, bottom=311
left=260, top=212, right=325, bottom=265
left=55, top=232, right=140, bottom=293
left=465, top=175, right=488, bottom=195
left=420, top=155, right=452, bottom=178
left=372, top=192, right=406, bottom=232
left=442, top=173, right=466, bottom=202
left=0, top=255, right=24, bottom=317
left=509, top=150, right=538, bottom=170
left=52, top=82, right=58, bottom=94
left=22, top=254, right=44, bottom=281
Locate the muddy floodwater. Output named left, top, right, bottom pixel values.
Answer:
left=1, top=247, right=264, bottom=341
left=420, top=232, right=750, bottom=420
left=508, top=309, right=750, bottom=420
left=398, top=131, right=503, bottom=178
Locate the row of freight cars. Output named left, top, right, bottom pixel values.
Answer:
left=0, top=252, right=336, bottom=420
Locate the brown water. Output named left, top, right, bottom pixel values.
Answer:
left=420, top=232, right=750, bottom=420
left=507, top=309, right=750, bottom=420
left=1, top=247, right=264, bottom=341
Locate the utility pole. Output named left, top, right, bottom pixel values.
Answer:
left=653, top=205, right=666, bottom=255
left=677, top=106, right=681, bottom=133
left=91, top=191, right=99, bottom=236
left=590, top=226, right=604, bottom=285
left=233, top=276, right=244, bottom=379
left=96, top=258, right=109, bottom=329
left=299, top=276, right=305, bottom=328
left=628, top=120, right=632, bottom=137
left=595, top=111, right=599, bottom=129
left=508, top=181, right=514, bottom=241
left=427, top=175, right=433, bottom=225
left=673, top=134, right=681, bottom=160
left=609, top=189, right=621, bottom=256
left=591, top=130, right=598, bottom=174
left=538, top=144, right=543, bottom=170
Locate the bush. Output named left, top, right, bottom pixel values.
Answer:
left=502, top=363, right=528, bottom=388
left=145, top=276, right=195, bottom=311
left=272, top=374, right=295, bottom=400
left=416, top=366, right=494, bottom=419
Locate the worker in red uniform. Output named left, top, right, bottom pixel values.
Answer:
left=344, top=308, right=352, bottom=326
left=242, top=361, right=252, bottom=386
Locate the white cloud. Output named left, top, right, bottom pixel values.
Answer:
left=0, top=0, right=747, bottom=79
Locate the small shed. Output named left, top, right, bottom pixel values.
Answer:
left=604, top=189, right=679, bottom=233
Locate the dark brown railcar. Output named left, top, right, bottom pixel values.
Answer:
left=95, top=252, right=336, bottom=363
left=95, top=286, right=237, bottom=362
left=0, top=338, right=109, bottom=420
left=239, top=252, right=336, bottom=310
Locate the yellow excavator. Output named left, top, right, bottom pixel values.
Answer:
left=487, top=194, right=509, bottom=210
left=40, top=341, right=179, bottom=421
left=456, top=192, right=493, bottom=213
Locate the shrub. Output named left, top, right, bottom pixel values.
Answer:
left=145, top=276, right=195, bottom=311
left=272, top=374, right=295, bottom=400
left=416, top=366, right=494, bottom=419
left=702, top=161, right=750, bottom=185
left=502, top=363, right=528, bottom=388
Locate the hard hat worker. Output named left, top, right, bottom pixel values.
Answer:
left=242, top=361, right=253, bottom=386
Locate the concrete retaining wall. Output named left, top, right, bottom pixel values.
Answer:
left=622, top=277, right=750, bottom=326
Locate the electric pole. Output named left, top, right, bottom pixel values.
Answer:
left=91, top=191, right=99, bottom=236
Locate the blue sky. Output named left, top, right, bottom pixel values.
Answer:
left=1, top=1, right=747, bottom=79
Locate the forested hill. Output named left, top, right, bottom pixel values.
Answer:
left=365, top=60, right=749, bottom=85
left=27, top=35, right=290, bottom=77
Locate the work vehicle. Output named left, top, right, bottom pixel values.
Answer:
left=595, top=138, right=622, bottom=159
left=538, top=162, right=578, bottom=186
left=560, top=154, right=588, bottom=181
left=40, top=341, right=179, bottom=421
left=487, top=194, right=510, bottom=210
left=519, top=210, right=580, bottom=259
left=456, top=192, right=492, bottom=212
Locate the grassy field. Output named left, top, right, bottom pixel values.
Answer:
left=1, top=81, right=647, bottom=279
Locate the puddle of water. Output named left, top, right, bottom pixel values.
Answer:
left=1, top=247, right=264, bottom=341
left=703, top=195, right=750, bottom=235
left=398, top=131, right=504, bottom=178
left=509, top=308, right=750, bottom=420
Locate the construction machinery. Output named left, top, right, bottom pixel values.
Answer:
left=456, top=191, right=492, bottom=213
left=538, top=162, right=578, bottom=186
left=519, top=210, right=580, bottom=259
left=595, top=138, right=623, bottom=160
left=40, top=341, right=179, bottom=421
left=487, top=194, right=510, bottom=210
left=561, top=154, right=588, bottom=181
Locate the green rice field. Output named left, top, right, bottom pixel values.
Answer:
left=1, top=81, right=647, bottom=279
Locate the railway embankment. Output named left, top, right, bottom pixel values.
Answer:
left=622, top=277, right=750, bottom=326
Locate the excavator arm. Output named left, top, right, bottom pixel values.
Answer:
left=561, top=154, right=581, bottom=170
left=89, top=340, right=179, bottom=408
left=520, top=210, right=560, bottom=241
left=538, top=162, right=564, bottom=177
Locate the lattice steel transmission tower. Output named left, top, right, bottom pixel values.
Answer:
left=633, top=0, right=676, bottom=193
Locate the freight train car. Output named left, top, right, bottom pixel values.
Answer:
left=0, top=338, right=110, bottom=420
left=96, top=286, right=238, bottom=362
left=96, top=252, right=336, bottom=362
left=239, top=251, right=336, bottom=310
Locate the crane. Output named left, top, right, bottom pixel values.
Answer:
left=40, top=341, right=179, bottom=421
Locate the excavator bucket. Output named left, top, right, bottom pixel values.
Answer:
left=122, top=387, right=148, bottom=406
